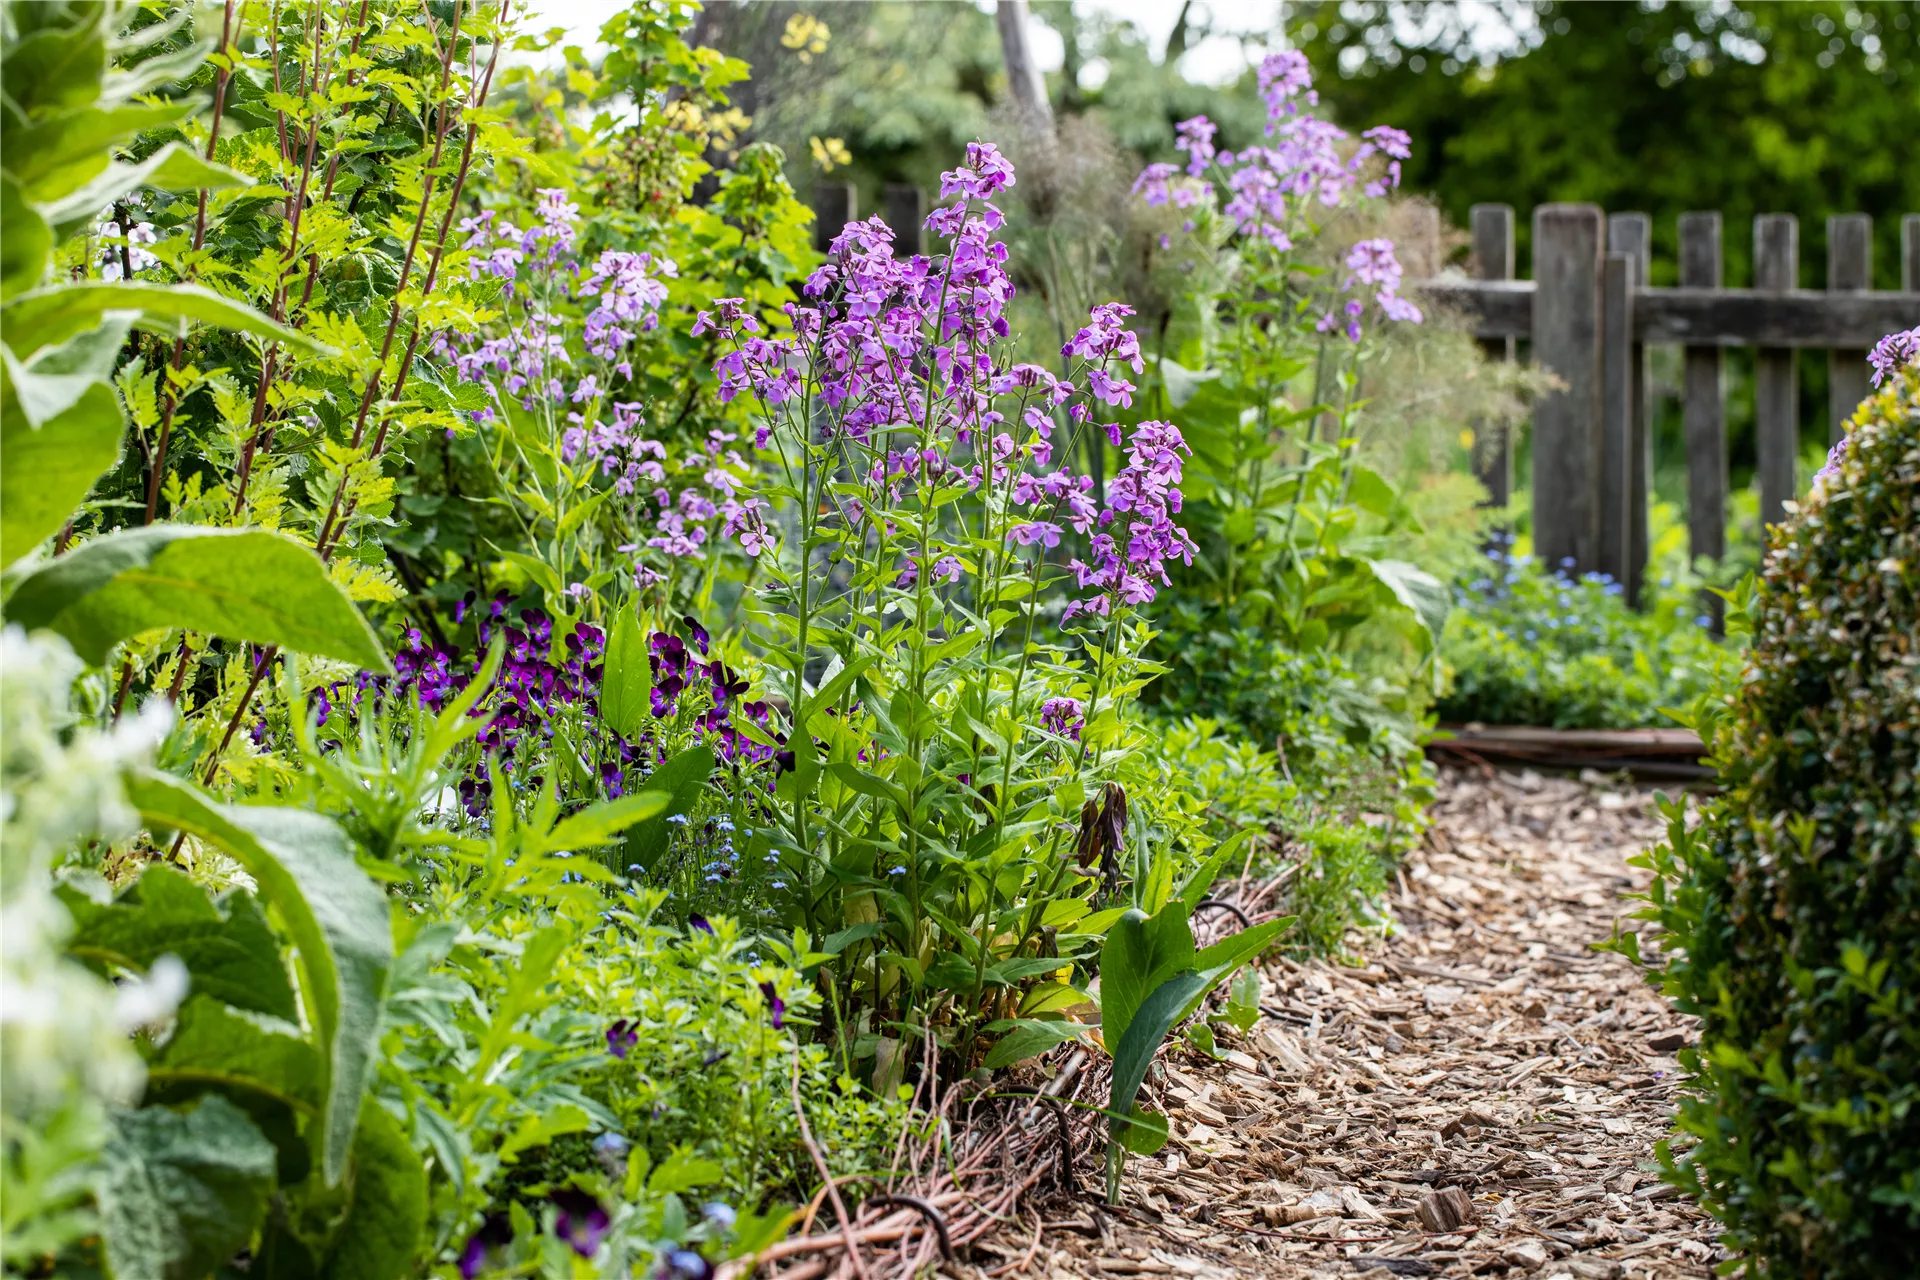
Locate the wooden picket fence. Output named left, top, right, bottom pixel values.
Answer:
left=1422, top=206, right=1920, bottom=603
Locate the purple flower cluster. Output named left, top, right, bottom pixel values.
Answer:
left=1039, top=696, right=1085, bottom=741
left=1133, top=56, right=1422, bottom=345
left=1868, top=325, right=1919, bottom=387
left=695, top=140, right=1182, bottom=626
left=1064, top=420, right=1198, bottom=620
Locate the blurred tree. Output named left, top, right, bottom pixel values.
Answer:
left=1289, top=0, right=1920, bottom=287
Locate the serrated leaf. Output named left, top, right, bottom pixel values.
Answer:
left=6, top=525, right=392, bottom=671
left=124, top=773, right=392, bottom=1187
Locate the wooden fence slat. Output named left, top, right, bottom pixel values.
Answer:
left=1607, top=213, right=1652, bottom=605
left=1827, top=214, right=1873, bottom=444
left=883, top=183, right=925, bottom=257
left=1415, top=281, right=1920, bottom=347
left=1906, top=214, right=1920, bottom=292
left=1600, top=252, right=1634, bottom=590
left=1469, top=203, right=1514, bottom=509
left=1754, top=214, right=1799, bottom=532
left=812, top=182, right=857, bottom=254
left=1679, top=212, right=1726, bottom=593
left=1532, top=204, right=1606, bottom=574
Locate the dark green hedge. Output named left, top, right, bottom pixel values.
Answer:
left=1623, top=366, right=1919, bottom=1275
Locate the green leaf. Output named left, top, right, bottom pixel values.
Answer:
left=800, top=654, right=875, bottom=723
left=1, top=380, right=124, bottom=568
left=828, top=761, right=909, bottom=811
left=96, top=1094, right=276, bottom=1280
left=5, top=309, right=135, bottom=425
left=124, top=773, right=392, bottom=1186
left=1156, top=356, right=1219, bottom=409
left=6, top=525, right=392, bottom=671
left=599, top=607, right=652, bottom=740
left=498, top=1103, right=592, bottom=1164
left=1108, top=971, right=1208, bottom=1148
left=1181, top=919, right=1292, bottom=1023
left=1176, top=830, right=1254, bottom=913
left=1099, top=905, right=1195, bottom=1050
left=541, top=790, right=671, bottom=854
left=40, top=142, right=250, bottom=234
left=1365, top=558, right=1450, bottom=647
left=495, top=547, right=564, bottom=600
left=1, top=281, right=328, bottom=361
left=320, top=1100, right=426, bottom=1280
left=61, top=864, right=297, bottom=1021
left=619, top=744, right=715, bottom=875
left=1116, top=1105, right=1170, bottom=1155
left=6, top=101, right=193, bottom=198
left=648, top=1150, right=724, bottom=1195
left=1346, top=465, right=1399, bottom=519
left=0, top=175, right=51, bottom=299
left=981, top=1018, right=1090, bottom=1069
left=145, top=996, right=323, bottom=1114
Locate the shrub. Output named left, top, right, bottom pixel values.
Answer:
left=1616, top=364, right=1919, bottom=1275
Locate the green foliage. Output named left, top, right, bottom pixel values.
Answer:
left=1611, top=368, right=1920, bottom=1275
left=1437, top=531, right=1726, bottom=729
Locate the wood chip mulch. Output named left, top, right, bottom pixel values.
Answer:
left=967, top=765, right=1727, bottom=1280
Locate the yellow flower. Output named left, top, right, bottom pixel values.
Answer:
left=781, top=13, right=829, bottom=63
left=809, top=135, right=851, bottom=174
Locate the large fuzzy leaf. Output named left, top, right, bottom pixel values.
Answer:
left=0, top=378, right=124, bottom=567
left=318, top=1101, right=426, bottom=1280
left=125, top=773, right=392, bottom=1186
left=5, top=525, right=391, bottom=671
left=145, top=996, right=323, bottom=1115
left=60, top=864, right=297, bottom=1021
left=96, top=1094, right=276, bottom=1280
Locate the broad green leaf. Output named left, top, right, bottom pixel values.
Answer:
left=6, top=526, right=392, bottom=671
left=40, top=141, right=249, bottom=233
left=800, top=654, right=875, bottom=723
left=648, top=1150, right=724, bottom=1195
left=1180, top=919, right=1291, bottom=1023
left=498, top=1104, right=592, bottom=1164
left=1108, top=971, right=1207, bottom=1150
left=1365, top=558, right=1450, bottom=647
left=319, top=1100, right=427, bottom=1280
left=1346, top=465, right=1399, bottom=519
left=5, top=309, right=135, bottom=425
left=495, top=547, right=563, bottom=599
left=599, top=607, right=651, bottom=740
left=1, top=281, right=327, bottom=361
left=827, top=761, right=908, bottom=811
left=0, top=176, right=50, bottom=298
left=1156, top=356, right=1219, bottom=409
left=97, top=1094, right=276, bottom=1280
left=0, top=380, right=124, bottom=567
left=981, top=1017, right=1090, bottom=1069
left=60, top=864, right=297, bottom=1021
left=145, top=996, right=323, bottom=1114
left=1116, top=1106, right=1170, bottom=1155
left=1098, top=905, right=1196, bottom=1050
left=541, top=789, right=671, bottom=854
left=6, top=100, right=193, bottom=198
left=2, top=18, right=107, bottom=121
left=125, top=773, right=392, bottom=1186
left=619, top=744, right=715, bottom=876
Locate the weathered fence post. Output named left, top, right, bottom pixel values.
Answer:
left=1827, top=214, right=1873, bottom=442
left=1607, top=213, right=1652, bottom=605
left=1906, top=214, right=1920, bottom=294
left=883, top=183, right=925, bottom=257
left=1469, top=204, right=1514, bottom=510
left=1679, top=212, right=1726, bottom=596
left=1753, top=214, right=1799, bottom=531
left=1600, top=250, right=1635, bottom=592
left=1531, top=204, right=1606, bottom=574
left=812, top=182, right=857, bottom=254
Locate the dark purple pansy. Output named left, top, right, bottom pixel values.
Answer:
left=688, top=913, right=713, bottom=935
left=757, top=980, right=785, bottom=1029
left=551, top=1189, right=611, bottom=1258
left=458, top=1213, right=512, bottom=1278
left=606, top=1019, right=637, bottom=1059
left=683, top=615, right=711, bottom=654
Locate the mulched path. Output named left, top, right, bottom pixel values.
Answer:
left=978, top=766, right=1725, bottom=1280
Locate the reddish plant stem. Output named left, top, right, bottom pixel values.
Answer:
left=145, top=0, right=240, bottom=525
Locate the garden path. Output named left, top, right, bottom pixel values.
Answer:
left=987, top=766, right=1722, bottom=1280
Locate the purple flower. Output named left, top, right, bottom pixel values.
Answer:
left=657, top=1250, right=715, bottom=1280
left=688, top=913, right=713, bottom=935
left=606, top=1019, right=637, bottom=1059
left=1040, top=696, right=1085, bottom=741
left=551, top=1190, right=610, bottom=1258
left=757, top=980, right=785, bottom=1029
left=1868, top=325, right=1919, bottom=386
left=459, top=1214, right=513, bottom=1279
